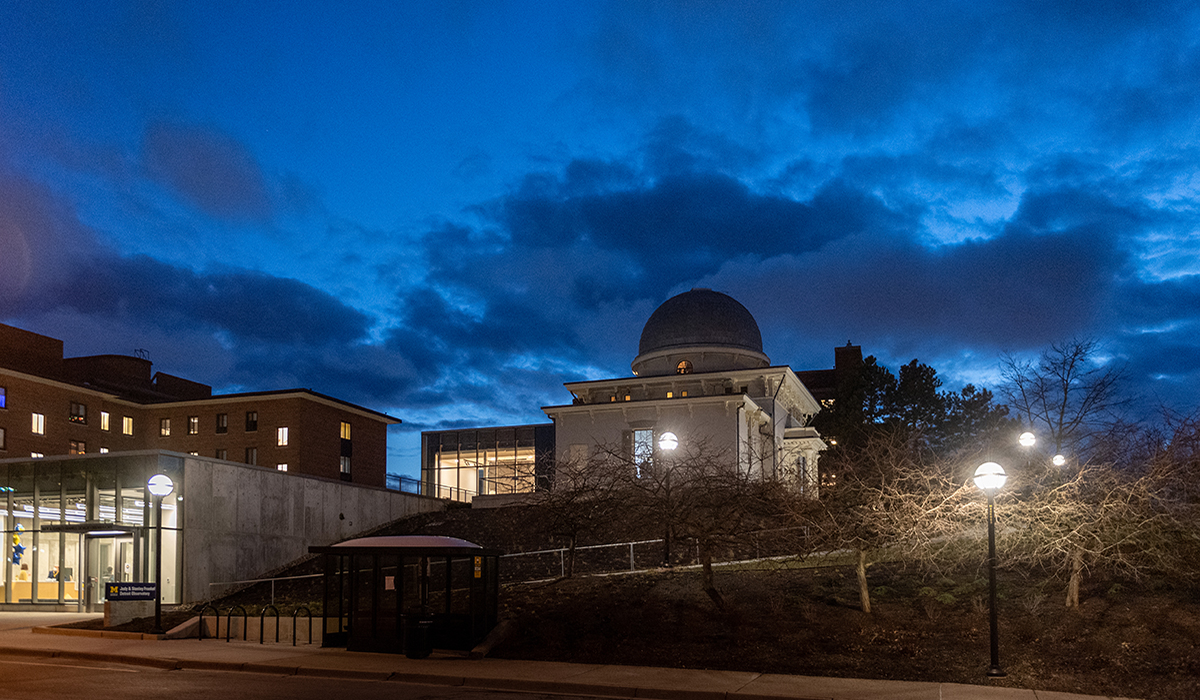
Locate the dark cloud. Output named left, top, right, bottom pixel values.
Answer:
left=143, top=121, right=273, bottom=222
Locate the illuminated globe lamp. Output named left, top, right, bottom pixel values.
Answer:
left=1052, top=454, right=1067, bottom=467
left=147, top=474, right=174, bottom=635
left=658, top=431, right=678, bottom=452
left=1018, top=432, right=1036, bottom=448
left=973, top=461, right=1007, bottom=678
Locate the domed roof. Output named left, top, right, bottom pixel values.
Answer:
left=638, top=288, right=764, bottom=356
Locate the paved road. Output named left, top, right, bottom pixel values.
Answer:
left=0, top=652, right=603, bottom=700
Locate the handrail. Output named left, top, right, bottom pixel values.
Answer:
left=198, top=604, right=220, bottom=640
left=259, top=605, right=280, bottom=644
left=225, top=605, right=247, bottom=643
left=292, top=606, right=312, bottom=646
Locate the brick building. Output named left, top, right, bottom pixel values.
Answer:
left=0, top=323, right=397, bottom=487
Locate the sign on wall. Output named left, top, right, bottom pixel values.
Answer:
left=106, top=582, right=157, bottom=601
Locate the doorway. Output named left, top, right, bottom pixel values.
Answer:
left=84, top=532, right=140, bottom=612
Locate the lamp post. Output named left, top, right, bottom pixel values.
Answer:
left=146, top=474, right=174, bottom=635
left=973, top=461, right=1007, bottom=678
left=658, top=432, right=678, bottom=566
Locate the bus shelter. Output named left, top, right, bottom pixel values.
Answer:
left=309, top=535, right=500, bottom=656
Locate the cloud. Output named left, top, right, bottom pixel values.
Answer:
left=142, top=121, right=274, bottom=222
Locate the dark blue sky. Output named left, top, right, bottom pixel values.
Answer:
left=3, top=2, right=1199, bottom=478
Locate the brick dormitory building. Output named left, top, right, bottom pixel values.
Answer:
left=0, top=323, right=397, bottom=486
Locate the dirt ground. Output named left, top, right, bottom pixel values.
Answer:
left=494, top=563, right=1200, bottom=700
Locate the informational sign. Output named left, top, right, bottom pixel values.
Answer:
left=106, top=582, right=157, bottom=601
left=474, top=556, right=482, bottom=579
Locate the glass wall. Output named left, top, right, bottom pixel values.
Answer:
left=425, top=427, right=548, bottom=502
left=0, top=454, right=183, bottom=609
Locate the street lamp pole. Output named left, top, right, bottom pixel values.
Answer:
left=147, top=474, right=174, bottom=635
left=973, top=461, right=1007, bottom=678
left=658, top=432, right=678, bottom=567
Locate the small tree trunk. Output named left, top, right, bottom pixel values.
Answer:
left=856, top=549, right=872, bottom=614
left=700, top=547, right=725, bottom=610
left=566, top=534, right=577, bottom=578
left=1065, top=549, right=1082, bottom=609
left=662, top=524, right=673, bottom=567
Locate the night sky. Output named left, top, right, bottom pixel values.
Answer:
left=3, top=2, right=1199, bottom=479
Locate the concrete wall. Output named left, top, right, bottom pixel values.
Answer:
left=181, top=455, right=444, bottom=603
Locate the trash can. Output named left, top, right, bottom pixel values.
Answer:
left=404, top=615, right=434, bottom=659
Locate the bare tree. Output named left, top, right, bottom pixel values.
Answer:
left=535, top=451, right=626, bottom=578
left=1000, top=339, right=1128, bottom=459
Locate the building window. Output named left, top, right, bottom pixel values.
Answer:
left=69, top=440, right=85, bottom=455
left=340, top=421, right=351, bottom=440
left=677, top=360, right=693, bottom=374
left=31, top=452, right=43, bottom=459
left=100, top=411, right=110, bottom=431
left=633, top=428, right=653, bottom=477
left=245, top=411, right=258, bottom=432
left=277, top=426, right=289, bottom=446
left=0, top=386, right=5, bottom=408
left=216, top=413, right=228, bottom=434
left=340, top=456, right=351, bottom=475
left=276, top=463, right=288, bottom=472
left=245, top=447, right=257, bottom=465
left=122, top=416, right=134, bottom=436
left=99, top=446, right=109, bottom=454
left=681, top=390, right=688, bottom=397
left=666, top=391, right=674, bottom=398
left=69, top=402, right=87, bottom=424
left=624, top=394, right=631, bottom=402
left=188, top=416, right=199, bottom=435
left=0, top=427, right=5, bottom=450
left=160, top=418, right=171, bottom=437
left=31, top=412, right=45, bottom=435
left=216, top=448, right=227, bottom=460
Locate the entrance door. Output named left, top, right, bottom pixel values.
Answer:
left=84, top=533, right=139, bottom=612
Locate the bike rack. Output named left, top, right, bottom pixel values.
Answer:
left=292, top=606, right=313, bottom=646
left=259, top=605, right=280, bottom=644
left=198, top=604, right=221, bottom=640
left=225, top=605, right=247, bottom=642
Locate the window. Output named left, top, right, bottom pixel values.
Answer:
left=122, top=416, right=134, bottom=436
left=100, top=411, right=110, bottom=431
left=69, top=402, right=87, bottom=424
left=31, top=452, right=43, bottom=459
left=159, top=418, right=171, bottom=437
left=666, top=391, right=674, bottom=398
left=340, top=456, right=351, bottom=474
left=0, top=427, right=5, bottom=450
left=245, top=411, right=258, bottom=431
left=245, top=447, right=257, bottom=465
left=216, top=413, right=228, bottom=434
left=676, top=360, right=693, bottom=374
left=681, top=390, right=688, bottom=397
left=0, top=386, right=5, bottom=409
left=276, top=426, right=289, bottom=447
left=99, top=447, right=109, bottom=454
left=633, top=428, right=653, bottom=477
left=624, top=394, right=631, bottom=402
left=31, top=412, right=45, bottom=435
left=188, top=416, right=199, bottom=435
left=216, top=448, right=227, bottom=460
left=69, top=440, right=85, bottom=455
left=339, top=421, right=351, bottom=440
left=276, top=463, right=288, bottom=472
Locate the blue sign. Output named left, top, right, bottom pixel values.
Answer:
left=106, top=582, right=157, bottom=601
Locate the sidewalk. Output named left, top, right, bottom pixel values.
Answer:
left=0, top=613, right=1135, bottom=700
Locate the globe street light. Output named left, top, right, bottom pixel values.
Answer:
left=147, top=474, right=174, bottom=635
left=1052, top=454, right=1066, bottom=467
left=657, top=432, right=678, bottom=566
left=973, top=461, right=1007, bottom=678
left=1018, top=432, right=1036, bottom=448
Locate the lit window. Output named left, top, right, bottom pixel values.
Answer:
left=69, top=402, right=87, bottom=424
left=277, top=426, right=289, bottom=446
left=0, top=386, right=5, bottom=408
left=276, top=463, right=288, bottom=472
left=188, top=416, right=199, bottom=435
left=216, top=413, right=228, bottom=434
left=0, top=426, right=5, bottom=450
left=666, top=391, right=674, bottom=398
left=160, top=418, right=171, bottom=437
left=633, top=429, right=653, bottom=477
left=340, top=456, right=351, bottom=474
left=100, top=411, right=110, bottom=431
left=122, top=416, right=134, bottom=436
left=676, top=360, right=693, bottom=374
left=681, top=390, right=688, bottom=397
left=245, top=411, right=258, bottom=432
left=215, top=448, right=227, bottom=460
left=245, top=447, right=257, bottom=465
left=31, top=412, right=44, bottom=435
left=610, top=396, right=616, bottom=402
left=99, top=447, right=109, bottom=454
left=31, top=452, right=43, bottom=459
left=69, top=440, right=86, bottom=455
left=340, top=421, right=351, bottom=440
left=624, top=395, right=631, bottom=402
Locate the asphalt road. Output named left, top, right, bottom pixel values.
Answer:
left=0, top=652, right=597, bottom=700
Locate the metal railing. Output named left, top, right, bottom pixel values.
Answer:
left=207, top=572, right=322, bottom=605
